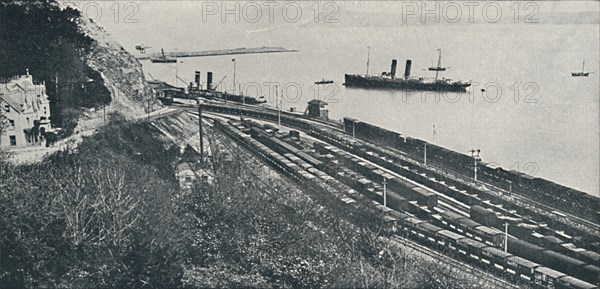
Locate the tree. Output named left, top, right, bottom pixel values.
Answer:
left=0, top=107, right=7, bottom=146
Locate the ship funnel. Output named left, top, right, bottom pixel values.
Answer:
left=404, top=60, right=412, bottom=80
left=194, top=71, right=201, bottom=88
left=390, top=59, right=398, bottom=79
left=207, top=72, right=213, bottom=90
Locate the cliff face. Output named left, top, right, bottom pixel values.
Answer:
left=73, top=15, right=162, bottom=130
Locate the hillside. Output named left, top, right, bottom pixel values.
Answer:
left=73, top=13, right=162, bottom=131
left=0, top=0, right=160, bottom=137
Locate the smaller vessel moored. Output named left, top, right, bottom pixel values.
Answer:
left=315, top=79, right=334, bottom=85
left=572, top=61, right=591, bottom=77
left=427, top=48, right=449, bottom=73
left=151, top=49, right=177, bottom=63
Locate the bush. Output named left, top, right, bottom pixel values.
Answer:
left=0, top=121, right=183, bottom=288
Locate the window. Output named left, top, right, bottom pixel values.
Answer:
left=9, top=135, right=16, bottom=146
left=26, top=117, right=29, bottom=124
left=3, top=105, right=9, bottom=113
left=9, top=119, right=14, bottom=129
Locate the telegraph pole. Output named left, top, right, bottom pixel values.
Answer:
left=470, top=148, right=481, bottom=181
left=424, top=143, right=427, bottom=166
left=366, top=46, right=371, bottom=76
left=198, top=103, right=204, bottom=164
left=232, top=58, right=236, bottom=95
left=504, top=222, right=508, bottom=252
left=276, top=85, right=281, bottom=127
left=383, top=177, right=388, bottom=207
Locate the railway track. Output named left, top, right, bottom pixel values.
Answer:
left=390, top=236, right=521, bottom=289
left=176, top=105, right=599, bottom=286
left=197, top=112, right=526, bottom=287
left=191, top=105, right=599, bottom=235
left=346, top=131, right=600, bottom=238
left=421, top=159, right=600, bottom=236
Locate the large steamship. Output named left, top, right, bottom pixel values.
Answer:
left=344, top=50, right=471, bottom=92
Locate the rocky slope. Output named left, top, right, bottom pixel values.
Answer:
left=72, top=13, right=162, bottom=130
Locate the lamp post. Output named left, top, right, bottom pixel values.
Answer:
left=366, top=45, right=371, bottom=76
left=470, top=148, right=481, bottom=181
left=276, top=85, right=281, bottom=127
left=504, top=222, right=508, bottom=252
left=423, top=143, right=427, bottom=166
left=232, top=58, right=236, bottom=95
left=47, top=75, right=95, bottom=126
left=383, top=177, right=388, bottom=207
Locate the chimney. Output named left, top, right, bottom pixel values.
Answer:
left=194, top=71, right=201, bottom=88
left=404, top=60, right=412, bottom=80
left=390, top=59, right=397, bottom=79
left=207, top=72, right=213, bottom=90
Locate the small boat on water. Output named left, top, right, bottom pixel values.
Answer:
left=572, top=61, right=591, bottom=77
left=151, top=49, right=177, bottom=63
left=315, top=79, right=334, bottom=85
left=427, top=49, right=449, bottom=72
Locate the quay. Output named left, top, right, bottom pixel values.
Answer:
left=137, top=46, right=298, bottom=61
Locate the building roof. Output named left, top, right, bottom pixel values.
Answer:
left=308, top=99, right=328, bottom=105
left=0, top=94, right=24, bottom=113
left=0, top=75, right=48, bottom=114
left=176, top=162, right=194, bottom=173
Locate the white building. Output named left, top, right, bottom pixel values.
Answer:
left=0, top=71, right=52, bottom=148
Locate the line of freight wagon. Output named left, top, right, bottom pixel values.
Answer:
left=213, top=117, right=597, bottom=289
left=310, top=124, right=600, bottom=260
left=342, top=117, right=599, bottom=225
left=198, top=103, right=600, bottom=254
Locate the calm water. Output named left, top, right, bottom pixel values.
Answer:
left=85, top=1, right=599, bottom=196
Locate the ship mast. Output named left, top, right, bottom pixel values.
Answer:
left=366, top=46, right=371, bottom=76
left=582, top=60, right=585, bottom=73
left=435, top=49, right=442, bottom=80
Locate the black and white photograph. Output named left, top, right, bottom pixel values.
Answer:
left=0, top=0, right=599, bottom=288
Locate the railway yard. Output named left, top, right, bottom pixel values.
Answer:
left=176, top=100, right=599, bottom=289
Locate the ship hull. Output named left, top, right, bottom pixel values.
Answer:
left=571, top=72, right=589, bottom=77
left=151, top=58, right=177, bottom=63
left=344, top=74, right=470, bottom=92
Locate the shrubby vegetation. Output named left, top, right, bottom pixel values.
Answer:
left=0, top=119, right=182, bottom=288
left=0, top=0, right=111, bottom=135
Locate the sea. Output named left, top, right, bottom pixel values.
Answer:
left=71, top=1, right=600, bottom=197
